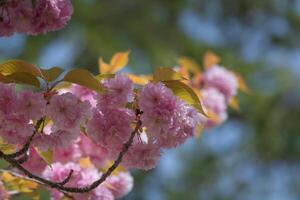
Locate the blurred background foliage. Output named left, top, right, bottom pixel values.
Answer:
left=1, top=0, right=300, bottom=199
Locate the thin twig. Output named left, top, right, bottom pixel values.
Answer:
left=5, top=118, right=44, bottom=158
left=15, top=153, right=29, bottom=164
left=0, top=115, right=142, bottom=194
left=59, top=170, right=74, bottom=186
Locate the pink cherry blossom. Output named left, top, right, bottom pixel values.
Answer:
left=0, top=1, right=15, bottom=36
left=202, top=87, right=227, bottom=128
left=18, top=90, right=46, bottom=120
left=78, top=134, right=108, bottom=167
left=155, top=104, right=204, bottom=148
left=0, top=113, right=34, bottom=145
left=30, top=0, right=73, bottom=35
left=23, top=147, right=47, bottom=175
left=54, top=143, right=82, bottom=164
left=0, top=0, right=33, bottom=36
left=0, top=84, right=38, bottom=144
left=0, top=83, right=18, bottom=115
left=87, top=107, right=135, bottom=159
left=203, top=65, right=238, bottom=101
left=34, top=127, right=79, bottom=150
left=123, top=139, right=161, bottom=170
left=46, top=92, right=91, bottom=131
left=11, top=0, right=34, bottom=33
left=70, top=84, right=97, bottom=107
left=0, top=0, right=73, bottom=36
left=44, top=162, right=115, bottom=200
left=91, top=186, right=114, bottom=200
left=97, top=74, right=134, bottom=108
left=43, top=162, right=81, bottom=184
left=139, top=82, right=204, bottom=148
left=105, top=172, right=133, bottom=199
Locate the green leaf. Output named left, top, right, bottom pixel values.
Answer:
left=5, top=72, right=40, bottom=87
left=0, top=137, right=15, bottom=154
left=95, top=73, right=115, bottom=80
left=0, top=73, right=11, bottom=83
left=0, top=60, right=43, bottom=77
left=63, top=68, right=105, bottom=93
left=153, top=67, right=186, bottom=82
left=163, top=80, right=207, bottom=116
left=35, top=148, right=53, bottom=166
left=41, top=67, right=64, bottom=82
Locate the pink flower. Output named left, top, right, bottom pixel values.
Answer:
left=43, top=162, right=81, bottom=184
left=34, top=127, right=79, bottom=150
left=203, top=65, right=238, bottom=101
left=23, top=147, right=47, bottom=175
left=0, top=84, right=36, bottom=144
left=123, top=139, right=161, bottom=170
left=92, top=186, right=114, bottom=200
left=30, top=0, right=73, bottom=35
left=18, top=90, right=46, bottom=120
left=139, top=83, right=203, bottom=148
left=54, top=143, right=82, bottom=164
left=0, top=83, right=18, bottom=115
left=155, top=104, right=204, bottom=148
left=87, top=107, right=135, bottom=159
left=0, top=114, right=34, bottom=145
left=44, top=162, right=115, bottom=200
left=139, top=82, right=178, bottom=121
left=0, top=1, right=16, bottom=36
left=105, top=172, right=133, bottom=199
left=97, top=74, right=134, bottom=108
left=46, top=93, right=91, bottom=131
left=70, top=84, right=97, bottom=107
left=0, top=0, right=33, bottom=36
left=11, top=0, right=34, bottom=33
left=202, top=87, right=227, bottom=128
left=78, top=134, right=108, bottom=167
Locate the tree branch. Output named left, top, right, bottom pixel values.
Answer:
left=5, top=118, right=44, bottom=159
left=59, top=170, right=74, bottom=186
left=0, top=115, right=142, bottom=194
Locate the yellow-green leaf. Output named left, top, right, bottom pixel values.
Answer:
left=95, top=73, right=115, bottom=80
left=79, top=157, right=94, bottom=168
left=98, top=58, right=111, bottom=74
left=41, top=67, right=64, bottom=82
left=233, top=72, right=252, bottom=94
left=1, top=172, right=16, bottom=182
left=0, top=73, right=11, bottom=83
left=63, top=68, right=104, bottom=93
left=127, top=73, right=151, bottom=85
left=0, top=60, right=43, bottom=77
left=98, top=51, right=130, bottom=74
left=5, top=72, right=40, bottom=87
left=0, top=137, right=15, bottom=154
left=203, top=51, right=220, bottom=69
left=19, top=179, right=39, bottom=193
left=163, top=80, right=207, bottom=116
left=153, top=67, right=186, bottom=82
left=177, top=57, right=201, bottom=73
left=228, top=96, right=240, bottom=111
left=194, top=124, right=204, bottom=138
left=35, top=148, right=53, bottom=166
left=110, top=51, right=130, bottom=72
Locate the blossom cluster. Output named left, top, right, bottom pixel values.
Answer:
left=43, top=162, right=133, bottom=200
left=199, top=65, right=239, bottom=128
left=0, top=72, right=206, bottom=199
left=0, top=0, right=73, bottom=36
